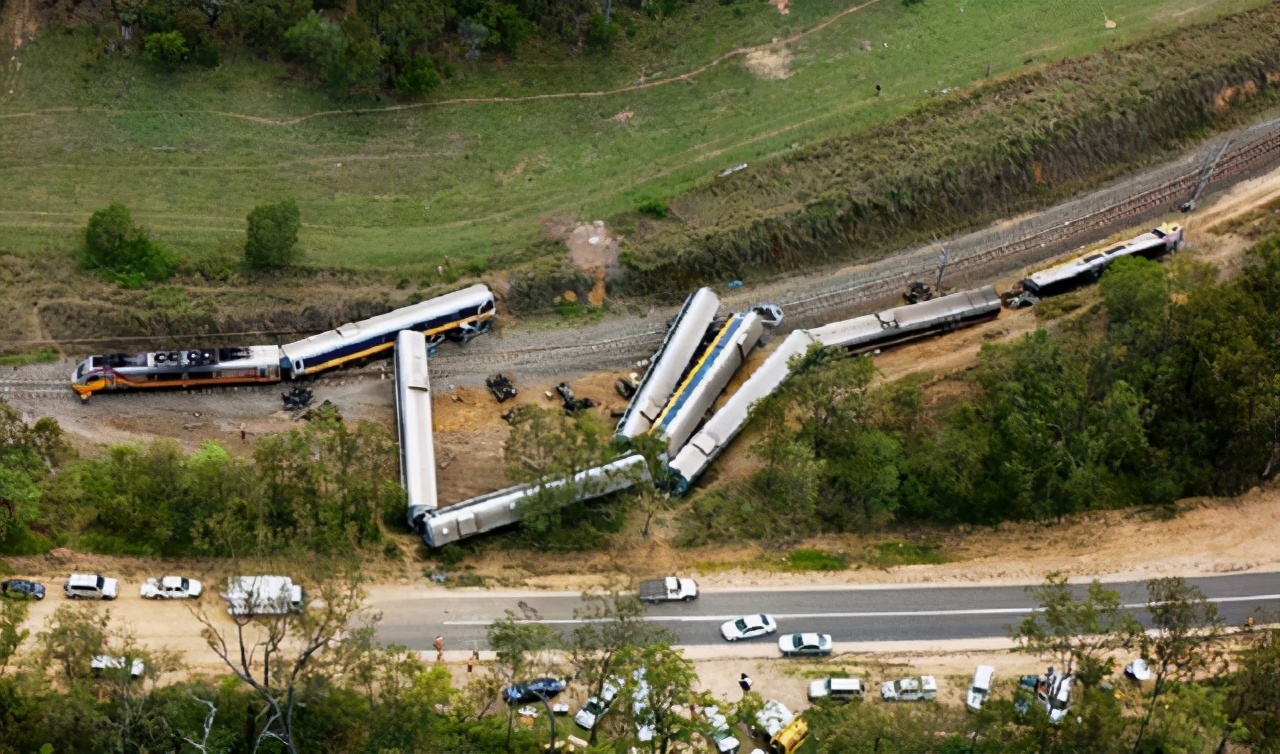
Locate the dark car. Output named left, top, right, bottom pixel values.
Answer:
left=0, top=579, right=46, bottom=600
left=503, top=677, right=567, bottom=706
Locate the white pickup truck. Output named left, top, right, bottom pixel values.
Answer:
left=638, top=576, right=699, bottom=603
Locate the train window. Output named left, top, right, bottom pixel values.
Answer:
left=294, top=361, right=303, bottom=371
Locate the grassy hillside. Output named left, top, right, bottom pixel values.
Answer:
left=0, top=0, right=1266, bottom=272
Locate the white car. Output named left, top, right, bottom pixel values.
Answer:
left=702, top=705, right=741, bottom=754
left=966, top=665, right=995, bottom=711
left=808, top=677, right=864, bottom=702
left=1047, top=676, right=1075, bottom=724
left=140, top=575, right=203, bottom=600
left=881, top=676, right=938, bottom=702
left=91, top=655, right=145, bottom=679
left=777, top=632, right=832, bottom=657
left=631, top=669, right=655, bottom=742
left=1125, top=659, right=1152, bottom=682
left=573, top=676, right=622, bottom=730
left=65, top=573, right=119, bottom=600
left=720, top=613, right=778, bottom=641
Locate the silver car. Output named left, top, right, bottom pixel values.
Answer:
left=777, top=632, right=832, bottom=657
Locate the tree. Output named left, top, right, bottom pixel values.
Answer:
left=1010, top=572, right=1139, bottom=688
left=617, top=641, right=704, bottom=754
left=1218, top=625, right=1280, bottom=753
left=0, top=599, right=29, bottom=672
left=1128, top=577, right=1225, bottom=754
left=244, top=199, right=301, bottom=270
left=570, top=592, right=665, bottom=744
left=192, top=565, right=370, bottom=754
left=143, top=30, right=189, bottom=69
left=81, top=202, right=177, bottom=284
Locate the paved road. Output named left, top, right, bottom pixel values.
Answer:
left=372, top=573, right=1280, bottom=651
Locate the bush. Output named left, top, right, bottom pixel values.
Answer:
left=244, top=199, right=301, bottom=270
left=142, top=31, right=188, bottom=69
left=636, top=197, right=669, bottom=218
left=81, top=203, right=177, bottom=284
left=787, top=548, right=847, bottom=571
left=394, top=55, right=441, bottom=96
left=584, top=13, right=619, bottom=52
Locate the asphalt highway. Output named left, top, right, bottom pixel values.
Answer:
left=371, top=572, right=1280, bottom=651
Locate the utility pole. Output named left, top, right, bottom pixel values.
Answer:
left=934, top=243, right=951, bottom=292
left=1182, top=137, right=1232, bottom=213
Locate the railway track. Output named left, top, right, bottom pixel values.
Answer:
left=7, top=116, right=1280, bottom=396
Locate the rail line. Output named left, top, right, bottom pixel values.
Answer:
left=6, top=116, right=1280, bottom=397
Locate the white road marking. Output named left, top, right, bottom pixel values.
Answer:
left=439, top=592, right=1280, bottom=627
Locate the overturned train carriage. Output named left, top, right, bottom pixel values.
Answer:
left=667, top=286, right=1003, bottom=493
left=615, top=287, right=721, bottom=439
left=396, top=331, right=439, bottom=532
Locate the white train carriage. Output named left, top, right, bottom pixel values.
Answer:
left=280, top=284, right=495, bottom=377
left=648, top=311, right=767, bottom=454
left=415, top=455, right=650, bottom=547
left=667, top=287, right=1002, bottom=493
left=616, top=287, right=721, bottom=439
left=1010, top=223, right=1182, bottom=305
left=395, top=332, right=440, bottom=533
left=70, top=345, right=283, bottom=399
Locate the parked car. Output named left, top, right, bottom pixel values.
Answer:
left=808, top=677, right=864, bottom=702
left=754, top=699, right=794, bottom=739
left=64, top=573, right=119, bottom=600
left=720, top=614, right=777, bottom=641
left=777, top=632, right=832, bottom=657
left=503, top=677, right=567, bottom=706
left=880, top=676, right=938, bottom=702
left=1046, top=676, right=1075, bottom=724
left=1124, top=659, right=1152, bottom=682
left=91, top=655, right=145, bottom=679
left=140, top=576, right=203, bottom=600
left=573, top=676, right=622, bottom=730
left=966, top=665, right=996, bottom=711
left=631, top=669, right=655, bottom=742
left=222, top=575, right=301, bottom=616
left=0, top=579, right=45, bottom=600
left=702, top=705, right=741, bottom=754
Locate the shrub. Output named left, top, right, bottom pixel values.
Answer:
left=244, top=199, right=301, bottom=270
left=637, top=197, right=669, bottom=218
left=584, top=13, right=619, bottom=52
left=787, top=548, right=847, bottom=571
left=142, top=31, right=188, bottom=69
left=394, top=55, right=441, bottom=96
left=81, top=203, right=177, bottom=284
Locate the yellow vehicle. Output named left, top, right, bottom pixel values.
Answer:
left=769, top=718, right=809, bottom=754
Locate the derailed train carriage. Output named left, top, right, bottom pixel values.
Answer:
left=666, top=286, right=1003, bottom=493
left=1005, top=223, right=1182, bottom=307
left=69, top=285, right=495, bottom=399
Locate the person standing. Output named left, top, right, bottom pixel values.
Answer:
left=739, top=673, right=753, bottom=694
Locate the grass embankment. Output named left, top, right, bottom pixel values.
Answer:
left=623, top=2, right=1280, bottom=291
left=0, top=0, right=1258, bottom=274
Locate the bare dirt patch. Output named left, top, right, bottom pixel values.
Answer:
left=744, top=47, right=793, bottom=80
left=564, top=220, right=620, bottom=306
left=768, top=0, right=790, bottom=15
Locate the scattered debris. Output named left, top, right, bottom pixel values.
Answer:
left=903, top=281, right=935, bottom=305
left=727, top=280, right=744, bottom=289
left=282, top=385, right=314, bottom=412
left=615, top=372, right=640, bottom=399
left=719, top=163, right=748, bottom=178
left=486, top=374, right=518, bottom=403
left=555, top=382, right=596, bottom=412
left=611, top=110, right=634, bottom=123
left=751, top=304, right=785, bottom=328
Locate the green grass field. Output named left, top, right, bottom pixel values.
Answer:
left=0, top=0, right=1265, bottom=270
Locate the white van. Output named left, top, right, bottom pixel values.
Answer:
left=808, top=677, right=864, bottom=702
left=64, top=573, right=119, bottom=600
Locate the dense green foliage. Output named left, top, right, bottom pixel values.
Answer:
left=624, top=7, right=1280, bottom=292
left=0, top=402, right=402, bottom=557
left=112, top=0, right=633, bottom=95
left=244, top=199, right=302, bottom=269
left=80, top=203, right=177, bottom=286
left=681, top=242, right=1280, bottom=543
